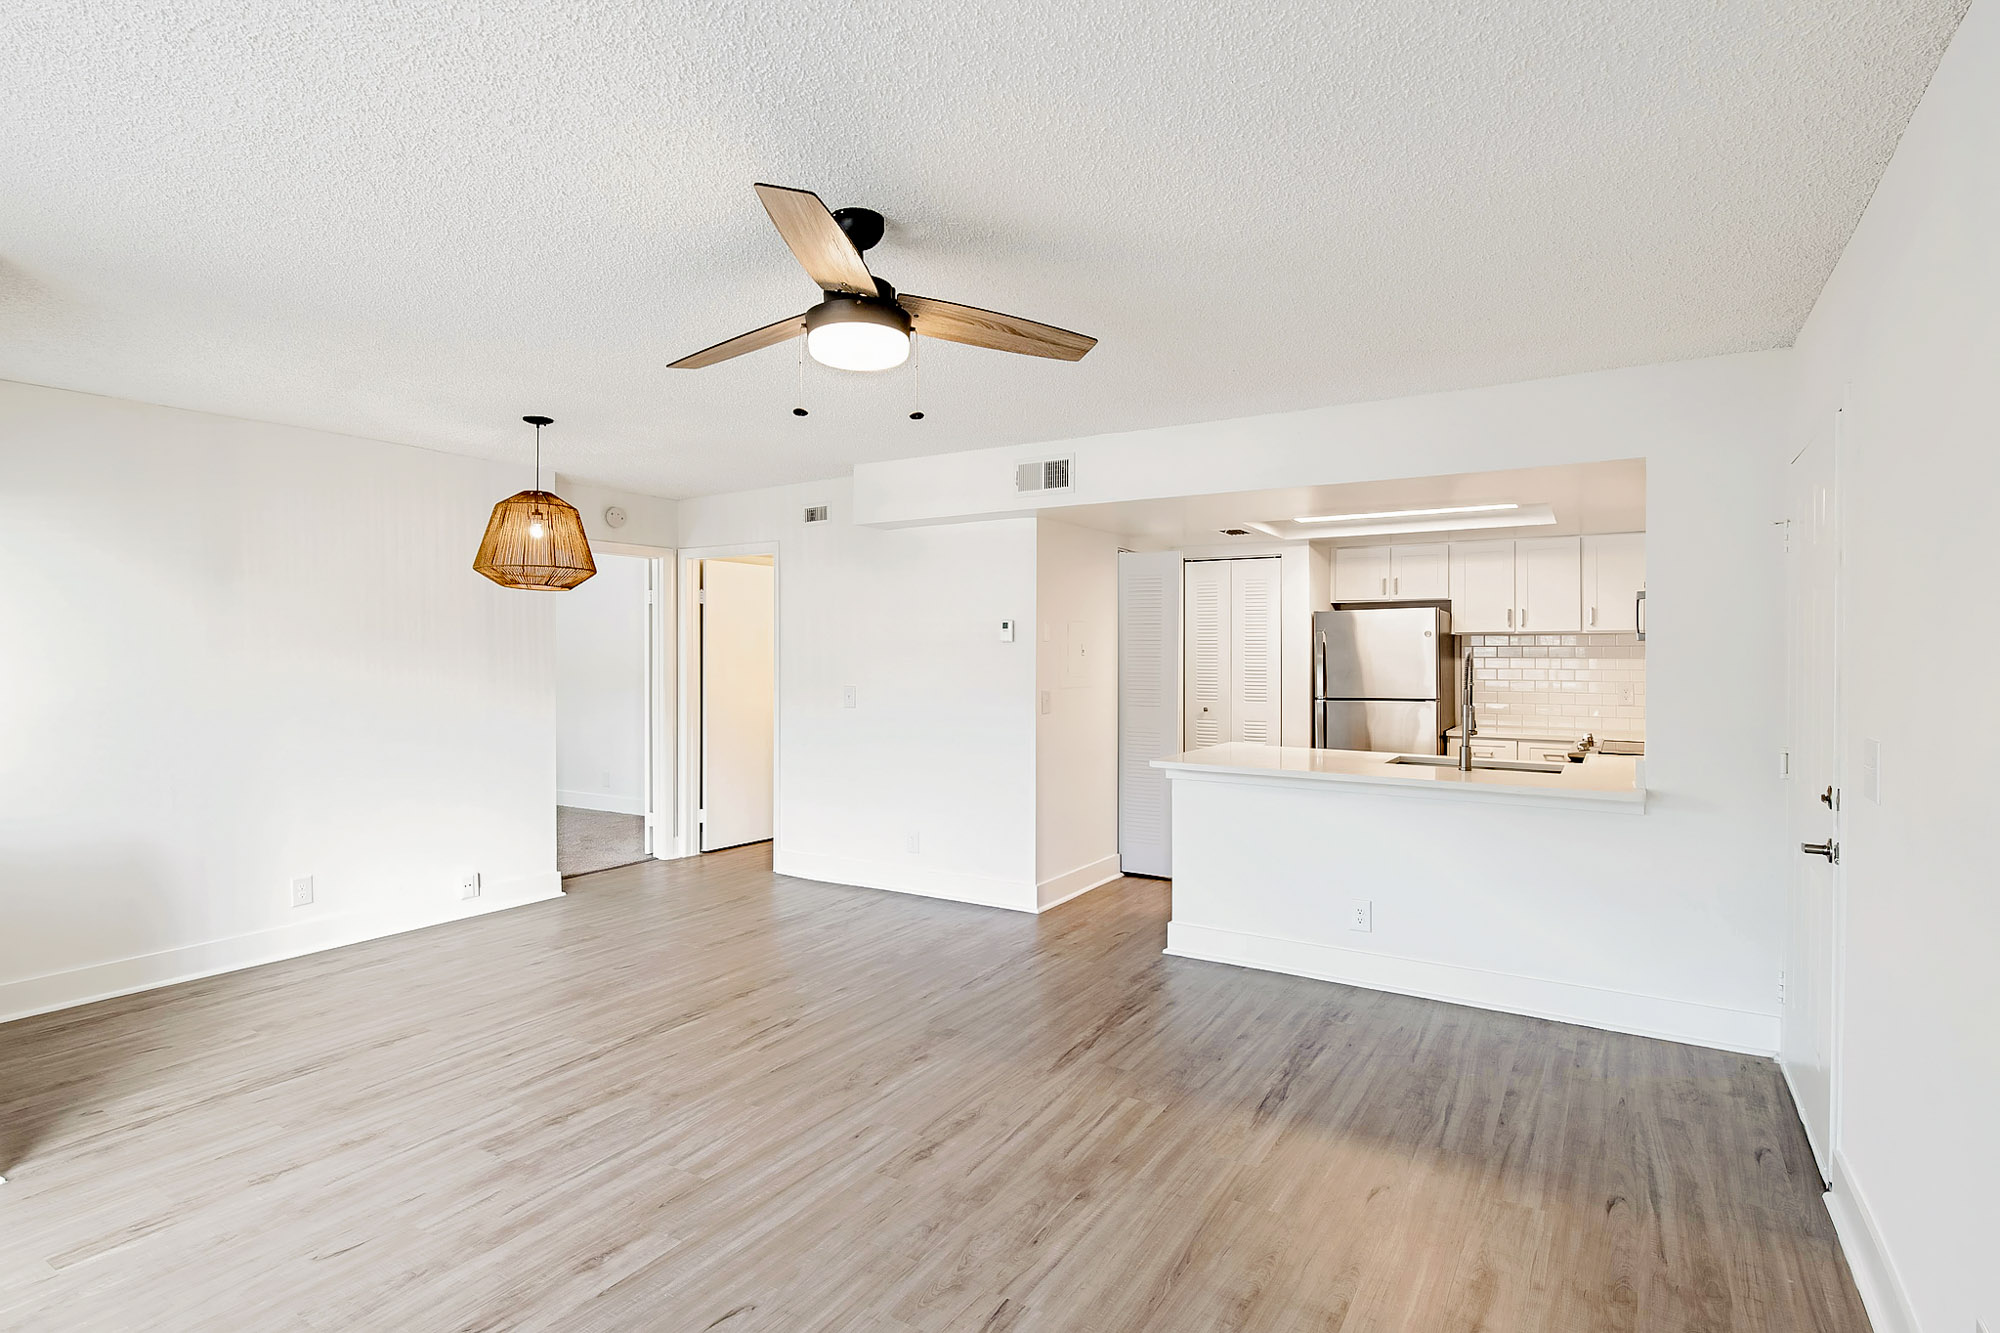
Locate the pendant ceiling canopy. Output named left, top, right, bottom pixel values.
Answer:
left=473, top=416, right=596, bottom=591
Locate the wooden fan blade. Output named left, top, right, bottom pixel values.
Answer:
left=754, top=183, right=877, bottom=296
left=667, top=312, right=807, bottom=369
left=898, top=295, right=1096, bottom=361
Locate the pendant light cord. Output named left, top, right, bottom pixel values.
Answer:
left=533, top=420, right=542, bottom=493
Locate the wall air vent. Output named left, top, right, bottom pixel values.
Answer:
left=803, top=505, right=830, bottom=523
left=1014, top=457, right=1074, bottom=495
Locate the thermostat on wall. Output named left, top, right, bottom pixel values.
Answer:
left=999, top=619, right=1016, bottom=642
left=603, top=506, right=628, bottom=529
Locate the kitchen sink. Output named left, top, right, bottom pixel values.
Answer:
left=1388, top=755, right=1568, bottom=774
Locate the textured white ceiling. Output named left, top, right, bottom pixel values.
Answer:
left=0, top=1, right=1967, bottom=498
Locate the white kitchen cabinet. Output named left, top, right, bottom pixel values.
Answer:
left=1448, top=540, right=1517, bottom=632
left=1390, top=543, right=1450, bottom=600
left=1331, top=546, right=1393, bottom=601
left=1515, top=537, right=1582, bottom=633
left=1447, top=737, right=1518, bottom=761
left=1582, top=533, right=1646, bottom=632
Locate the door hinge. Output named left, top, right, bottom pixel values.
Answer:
left=696, top=588, right=706, bottom=604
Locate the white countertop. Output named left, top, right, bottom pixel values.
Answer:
left=1445, top=723, right=1645, bottom=744
left=1153, top=743, right=1645, bottom=812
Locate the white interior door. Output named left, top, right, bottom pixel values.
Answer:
left=1783, top=421, right=1841, bottom=1181
left=1182, top=560, right=1232, bottom=748
left=699, top=559, right=775, bottom=852
left=1118, top=552, right=1182, bottom=877
left=1229, top=557, right=1282, bottom=744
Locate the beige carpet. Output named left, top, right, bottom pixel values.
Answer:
left=557, top=805, right=648, bottom=878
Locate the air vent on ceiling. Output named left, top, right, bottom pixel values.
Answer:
left=1015, top=456, right=1074, bottom=495
left=1220, top=528, right=1250, bottom=536
left=803, top=504, right=830, bottom=523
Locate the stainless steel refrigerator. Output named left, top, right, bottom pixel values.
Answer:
left=1312, top=607, right=1457, bottom=753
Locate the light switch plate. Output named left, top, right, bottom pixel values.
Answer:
left=841, top=685, right=858, bottom=709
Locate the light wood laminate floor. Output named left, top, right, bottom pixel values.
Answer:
left=1, top=847, right=1868, bottom=1331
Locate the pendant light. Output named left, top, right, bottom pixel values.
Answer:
left=473, top=415, right=597, bottom=590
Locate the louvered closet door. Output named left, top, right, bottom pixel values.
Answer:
left=1118, top=551, right=1183, bottom=878
left=1229, top=557, right=1282, bottom=745
left=1181, top=560, right=1233, bottom=749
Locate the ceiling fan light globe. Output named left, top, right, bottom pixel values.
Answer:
left=806, top=320, right=910, bottom=372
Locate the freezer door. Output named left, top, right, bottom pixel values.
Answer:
left=1315, top=700, right=1443, bottom=754
left=1314, top=608, right=1447, bottom=701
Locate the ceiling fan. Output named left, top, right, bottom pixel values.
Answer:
left=668, top=183, right=1097, bottom=374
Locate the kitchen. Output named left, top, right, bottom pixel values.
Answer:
left=1064, top=458, right=1726, bottom=1048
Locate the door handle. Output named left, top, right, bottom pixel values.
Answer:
left=1800, top=840, right=1840, bottom=864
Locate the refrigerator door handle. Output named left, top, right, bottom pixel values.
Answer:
left=1313, top=630, right=1325, bottom=700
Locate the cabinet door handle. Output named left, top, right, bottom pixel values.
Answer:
left=1521, top=608, right=1528, bottom=628
left=1394, top=576, right=1400, bottom=594
left=1589, top=605, right=1596, bottom=627
left=1507, top=608, right=1513, bottom=628
left=1380, top=576, right=1387, bottom=595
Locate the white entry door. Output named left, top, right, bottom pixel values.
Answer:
left=1181, top=557, right=1282, bottom=749
left=699, top=559, right=775, bottom=852
left=1782, top=418, right=1842, bottom=1182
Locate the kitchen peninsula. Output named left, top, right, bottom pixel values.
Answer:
left=1145, top=740, right=1772, bottom=1053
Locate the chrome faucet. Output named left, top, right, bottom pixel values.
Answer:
left=1458, top=648, right=1477, bottom=771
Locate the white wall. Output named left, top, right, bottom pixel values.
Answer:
left=558, top=475, right=680, bottom=550
left=1034, top=518, right=1120, bottom=906
left=554, top=552, right=650, bottom=814
left=851, top=351, right=1791, bottom=1035
left=0, top=382, right=562, bottom=1022
left=678, top=479, right=1041, bottom=911
left=1788, top=2, right=2000, bottom=1327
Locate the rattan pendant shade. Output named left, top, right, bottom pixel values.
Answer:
left=473, top=416, right=597, bottom=591
left=474, top=489, right=596, bottom=590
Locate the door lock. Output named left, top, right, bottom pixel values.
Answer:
left=1800, top=840, right=1840, bottom=864
left=1819, top=785, right=1838, bottom=810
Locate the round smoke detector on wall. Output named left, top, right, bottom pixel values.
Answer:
left=604, top=506, right=628, bottom=529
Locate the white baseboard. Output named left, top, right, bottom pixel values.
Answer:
left=1037, top=855, right=1122, bottom=912
left=773, top=848, right=1036, bottom=913
left=557, top=791, right=646, bottom=816
left=0, top=874, right=564, bottom=1026
left=1824, top=1151, right=1919, bottom=1333
left=1164, top=921, right=1779, bottom=1055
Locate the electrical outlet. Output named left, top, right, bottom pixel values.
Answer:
left=290, top=876, right=314, bottom=908
left=459, top=870, right=481, bottom=900
left=906, top=832, right=920, bottom=855
left=1349, top=900, right=1372, bottom=932
left=1618, top=683, right=1635, bottom=707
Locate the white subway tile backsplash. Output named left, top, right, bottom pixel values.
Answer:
left=1457, top=631, right=1645, bottom=734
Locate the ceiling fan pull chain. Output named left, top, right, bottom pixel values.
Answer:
left=909, top=334, right=925, bottom=421
left=792, top=338, right=809, bottom=417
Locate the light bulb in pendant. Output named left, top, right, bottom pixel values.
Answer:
left=529, top=516, right=547, bottom=539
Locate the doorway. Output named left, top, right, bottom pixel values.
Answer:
left=1782, top=412, right=1843, bottom=1184
left=554, top=550, right=664, bottom=878
left=689, top=555, right=775, bottom=853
